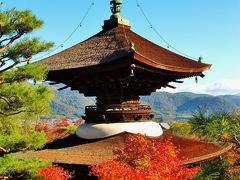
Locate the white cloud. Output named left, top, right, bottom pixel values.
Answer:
left=158, top=79, right=240, bottom=96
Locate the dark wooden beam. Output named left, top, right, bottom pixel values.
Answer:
left=173, top=80, right=184, bottom=83
left=166, top=84, right=176, bottom=89
left=49, top=82, right=59, bottom=85
left=58, top=86, right=70, bottom=91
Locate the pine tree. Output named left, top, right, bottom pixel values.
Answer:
left=0, top=4, right=54, bottom=152
left=0, top=4, right=53, bottom=73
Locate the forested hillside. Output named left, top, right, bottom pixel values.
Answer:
left=49, top=88, right=240, bottom=121
left=48, top=89, right=95, bottom=118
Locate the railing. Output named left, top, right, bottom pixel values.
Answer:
left=85, top=104, right=151, bottom=112
left=84, top=104, right=154, bottom=122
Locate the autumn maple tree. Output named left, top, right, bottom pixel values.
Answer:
left=36, top=165, right=71, bottom=180
left=90, top=134, right=199, bottom=180
left=35, top=117, right=83, bottom=143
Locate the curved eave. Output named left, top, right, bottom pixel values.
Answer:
left=14, top=132, right=232, bottom=166
left=134, top=53, right=212, bottom=73
left=181, top=143, right=233, bottom=165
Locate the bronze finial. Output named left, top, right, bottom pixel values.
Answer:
left=103, top=0, right=129, bottom=28
left=110, top=0, right=122, bottom=16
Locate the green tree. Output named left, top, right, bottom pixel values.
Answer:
left=0, top=4, right=53, bottom=72
left=190, top=110, right=240, bottom=143
left=190, top=111, right=240, bottom=179
left=0, top=4, right=54, bottom=153
left=0, top=155, right=51, bottom=179
left=170, top=110, right=240, bottom=179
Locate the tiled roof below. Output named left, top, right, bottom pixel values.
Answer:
left=16, top=132, right=232, bottom=165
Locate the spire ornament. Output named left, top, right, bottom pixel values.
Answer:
left=110, top=0, right=122, bottom=17
left=103, top=0, right=129, bottom=28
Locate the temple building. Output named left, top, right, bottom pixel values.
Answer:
left=20, top=0, right=232, bottom=176
left=39, top=0, right=211, bottom=139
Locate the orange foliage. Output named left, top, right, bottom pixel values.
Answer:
left=225, top=147, right=240, bottom=177
left=225, top=148, right=240, bottom=165
left=35, top=117, right=69, bottom=143
left=36, top=165, right=71, bottom=180
left=35, top=117, right=83, bottom=143
left=90, top=134, right=200, bottom=180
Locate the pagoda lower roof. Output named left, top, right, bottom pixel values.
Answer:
left=15, top=132, right=232, bottom=165
left=39, top=25, right=211, bottom=73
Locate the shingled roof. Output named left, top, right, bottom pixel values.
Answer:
left=16, top=132, right=232, bottom=165
left=39, top=25, right=211, bottom=73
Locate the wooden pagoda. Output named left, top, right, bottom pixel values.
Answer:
left=40, top=0, right=210, bottom=126
left=18, top=1, right=233, bottom=176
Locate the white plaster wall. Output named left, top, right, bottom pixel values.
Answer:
left=76, top=121, right=163, bottom=139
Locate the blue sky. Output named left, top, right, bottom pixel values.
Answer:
left=2, top=0, right=240, bottom=95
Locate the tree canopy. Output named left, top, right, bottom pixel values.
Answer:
left=0, top=4, right=54, bottom=153
left=90, top=134, right=200, bottom=179
left=0, top=4, right=54, bottom=117
left=0, top=5, right=53, bottom=73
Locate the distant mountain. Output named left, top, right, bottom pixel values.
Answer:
left=177, top=96, right=239, bottom=114
left=219, top=95, right=240, bottom=106
left=141, top=92, right=240, bottom=121
left=48, top=88, right=240, bottom=121
left=48, top=89, right=95, bottom=118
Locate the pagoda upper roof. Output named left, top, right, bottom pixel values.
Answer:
left=39, top=25, right=211, bottom=73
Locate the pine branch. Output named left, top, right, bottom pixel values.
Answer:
left=0, top=96, right=11, bottom=107
left=0, top=55, right=32, bottom=73
left=0, top=61, right=18, bottom=73
left=0, top=33, right=23, bottom=53
left=233, top=134, right=240, bottom=146
left=0, top=146, right=8, bottom=154
left=0, top=33, right=19, bottom=45
left=0, top=24, right=3, bottom=39
left=0, top=110, right=27, bottom=116
left=0, top=56, right=10, bottom=67
left=0, top=61, right=6, bottom=68
left=0, top=76, right=27, bottom=85
left=0, top=39, right=14, bottom=52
